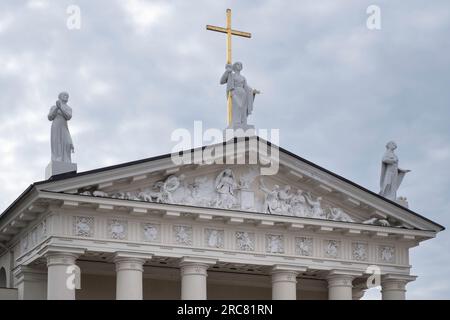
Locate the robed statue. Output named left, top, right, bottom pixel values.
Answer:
left=220, top=62, right=260, bottom=129
left=48, top=92, right=74, bottom=163
left=379, top=141, right=410, bottom=201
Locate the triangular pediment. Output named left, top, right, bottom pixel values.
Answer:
left=30, top=137, right=443, bottom=232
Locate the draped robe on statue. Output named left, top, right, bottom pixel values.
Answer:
left=48, top=103, right=74, bottom=163
left=221, top=70, right=254, bottom=128
left=379, top=150, right=407, bottom=200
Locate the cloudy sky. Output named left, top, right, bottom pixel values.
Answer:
left=0, top=0, right=449, bottom=299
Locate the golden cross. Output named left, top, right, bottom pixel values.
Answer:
left=206, top=9, right=252, bottom=126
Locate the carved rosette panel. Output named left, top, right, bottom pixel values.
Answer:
left=235, top=231, right=255, bottom=251
left=352, top=242, right=368, bottom=261
left=265, top=234, right=284, bottom=254
left=295, top=237, right=313, bottom=256
left=379, top=245, right=395, bottom=263
left=73, top=216, right=94, bottom=237
left=141, top=223, right=160, bottom=243
left=108, top=219, right=128, bottom=240
left=173, top=225, right=193, bottom=246
left=205, top=228, right=224, bottom=248
left=324, top=240, right=341, bottom=258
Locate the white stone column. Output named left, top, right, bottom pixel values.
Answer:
left=180, top=257, right=216, bottom=300
left=46, top=252, right=80, bottom=300
left=381, top=274, right=416, bottom=300
left=14, top=266, right=47, bottom=300
left=114, top=253, right=149, bottom=300
left=327, top=270, right=361, bottom=300
left=271, top=265, right=305, bottom=300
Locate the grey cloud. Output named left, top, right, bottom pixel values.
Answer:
left=0, top=0, right=449, bottom=298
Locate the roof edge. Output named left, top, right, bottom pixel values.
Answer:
left=0, top=136, right=445, bottom=231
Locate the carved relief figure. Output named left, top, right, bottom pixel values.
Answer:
left=380, top=141, right=411, bottom=201
left=154, top=175, right=185, bottom=204
left=328, top=207, right=354, bottom=222
left=289, top=190, right=311, bottom=217
left=325, top=240, right=340, bottom=258
left=380, top=246, right=395, bottom=263
left=260, top=179, right=281, bottom=214
left=296, top=237, right=313, bottom=256
left=186, top=177, right=213, bottom=206
left=76, top=170, right=378, bottom=226
left=304, top=193, right=325, bottom=219
left=278, top=186, right=293, bottom=214
left=266, top=235, right=284, bottom=254
left=363, top=217, right=390, bottom=227
left=206, top=229, right=224, bottom=248
left=143, top=224, right=159, bottom=242
left=48, top=92, right=74, bottom=163
left=214, top=169, right=238, bottom=209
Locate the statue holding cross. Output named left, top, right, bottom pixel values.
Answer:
left=207, top=9, right=260, bottom=130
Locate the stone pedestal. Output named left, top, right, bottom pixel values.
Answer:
left=45, top=161, right=77, bottom=179
left=223, top=125, right=256, bottom=140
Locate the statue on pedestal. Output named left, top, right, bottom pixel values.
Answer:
left=48, top=92, right=74, bottom=162
left=220, top=62, right=260, bottom=129
left=379, top=141, right=410, bottom=201
left=46, top=92, right=77, bottom=179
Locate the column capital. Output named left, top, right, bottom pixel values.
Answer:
left=113, top=252, right=151, bottom=273
left=113, top=252, right=152, bottom=263
left=271, top=271, right=298, bottom=284
left=271, top=265, right=306, bottom=285
left=327, top=270, right=362, bottom=288
left=179, top=256, right=217, bottom=266
left=381, top=274, right=417, bottom=283
left=179, top=257, right=214, bottom=300
left=45, top=252, right=80, bottom=267
left=39, top=245, right=85, bottom=267
left=381, top=274, right=416, bottom=300
left=381, top=274, right=417, bottom=292
left=272, top=264, right=307, bottom=273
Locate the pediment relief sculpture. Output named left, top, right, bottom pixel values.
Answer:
left=77, top=167, right=407, bottom=228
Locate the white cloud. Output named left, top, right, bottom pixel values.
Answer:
left=119, top=0, right=172, bottom=33
left=26, top=0, right=49, bottom=10
left=0, top=0, right=449, bottom=299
